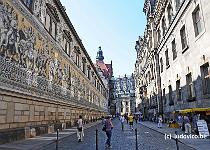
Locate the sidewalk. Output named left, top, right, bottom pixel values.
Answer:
left=0, top=121, right=101, bottom=150
left=140, top=121, right=210, bottom=150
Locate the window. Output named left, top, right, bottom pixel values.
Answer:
left=200, top=63, right=210, bottom=95
left=176, top=80, right=181, bottom=101
left=163, top=88, right=166, bottom=105
left=165, top=49, right=170, bottom=67
left=186, top=73, right=195, bottom=101
left=87, top=66, right=91, bottom=80
left=45, top=13, right=51, bottom=32
left=175, top=0, right=181, bottom=11
left=51, top=21, right=56, bottom=38
left=82, top=58, right=86, bottom=74
left=121, top=107, right=123, bottom=113
left=172, top=39, right=177, bottom=60
left=63, top=30, right=72, bottom=55
left=148, top=71, right=151, bottom=83
left=160, top=57, right=163, bottom=73
left=22, top=0, right=33, bottom=10
left=66, top=41, right=70, bottom=55
left=167, top=4, right=173, bottom=24
left=151, top=64, right=154, bottom=79
left=45, top=11, right=57, bottom=39
left=192, top=6, right=203, bottom=37
left=63, top=37, right=71, bottom=56
left=94, top=78, right=97, bottom=87
left=76, top=54, right=79, bottom=67
left=45, top=4, right=60, bottom=39
left=180, top=25, right=188, bottom=50
left=126, top=101, right=128, bottom=106
left=157, top=28, right=161, bottom=42
left=97, top=81, right=99, bottom=90
left=169, top=85, right=174, bottom=105
left=162, top=17, right=167, bottom=36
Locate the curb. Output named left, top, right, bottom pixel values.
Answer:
left=37, top=121, right=101, bottom=150
left=0, top=121, right=101, bottom=150
left=140, top=123, right=197, bottom=150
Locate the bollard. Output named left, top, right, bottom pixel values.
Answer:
left=56, top=129, right=59, bottom=150
left=96, top=129, right=98, bottom=150
left=175, top=131, right=179, bottom=150
left=135, top=128, right=138, bottom=150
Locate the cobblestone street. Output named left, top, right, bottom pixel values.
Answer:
left=42, top=119, right=194, bottom=150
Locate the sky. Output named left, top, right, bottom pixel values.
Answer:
left=60, top=0, right=146, bottom=77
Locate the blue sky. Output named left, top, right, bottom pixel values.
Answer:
left=60, top=0, right=146, bottom=76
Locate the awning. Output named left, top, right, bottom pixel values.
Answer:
left=192, top=108, right=210, bottom=112
left=173, top=108, right=210, bottom=114
left=133, top=112, right=142, bottom=115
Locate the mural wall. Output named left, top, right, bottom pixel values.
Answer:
left=0, top=0, right=106, bottom=127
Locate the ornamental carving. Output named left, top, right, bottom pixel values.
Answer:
left=0, top=1, right=105, bottom=111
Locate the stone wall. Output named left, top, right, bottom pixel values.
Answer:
left=0, top=90, right=104, bottom=144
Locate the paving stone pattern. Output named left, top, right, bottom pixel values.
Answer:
left=42, top=119, right=194, bottom=150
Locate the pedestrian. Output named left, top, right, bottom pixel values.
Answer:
left=105, top=116, right=114, bottom=148
left=124, top=113, right=128, bottom=124
left=77, top=115, right=84, bottom=142
left=128, top=113, right=134, bottom=130
left=177, top=114, right=183, bottom=129
left=101, top=116, right=106, bottom=125
left=184, top=115, right=191, bottom=134
left=120, top=115, right=125, bottom=131
left=135, top=115, right=138, bottom=124
left=157, top=115, right=163, bottom=128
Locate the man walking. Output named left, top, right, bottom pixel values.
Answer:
left=105, top=116, right=114, bottom=148
left=120, top=115, right=125, bottom=131
left=184, top=115, right=191, bottom=134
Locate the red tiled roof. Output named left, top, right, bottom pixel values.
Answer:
left=96, top=60, right=112, bottom=79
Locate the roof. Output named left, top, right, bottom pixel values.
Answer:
left=96, top=60, right=113, bottom=79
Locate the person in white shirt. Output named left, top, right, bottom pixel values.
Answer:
left=120, top=115, right=125, bottom=131
left=77, top=115, right=84, bottom=142
left=157, top=115, right=163, bottom=128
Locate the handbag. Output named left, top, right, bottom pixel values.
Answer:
left=77, top=127, right=82, bottom=132
left=102, top=124, right=106, bottom=132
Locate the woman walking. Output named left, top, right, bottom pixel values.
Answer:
left=77, top=115, right=84, bottom=142
left=105, top=116, right=114, bottom=148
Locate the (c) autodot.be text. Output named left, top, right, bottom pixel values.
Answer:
left=165, top=134, right=206, bottom=140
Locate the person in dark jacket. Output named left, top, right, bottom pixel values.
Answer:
left=105, top=116, right=114, bottom=148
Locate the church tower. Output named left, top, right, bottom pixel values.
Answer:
left=96, top=46, right=104, bottom=61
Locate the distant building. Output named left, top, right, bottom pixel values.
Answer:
left=95, top=46, right=114, bottom=113
left=115, top=74, right=136, bottom=115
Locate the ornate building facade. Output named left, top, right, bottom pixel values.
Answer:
left=0, top=0, right=107, bottom=143
left=115, top=74, right=136, bottom=115
left=135, top=0, right=210, bottom=120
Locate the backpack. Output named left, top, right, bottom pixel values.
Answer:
left=102, top=124, right=106, bottom=132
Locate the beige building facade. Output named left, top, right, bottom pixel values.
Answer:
left=135, top=0, right=210, bottom=120
left=0, top=0, right=107, bottom=143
